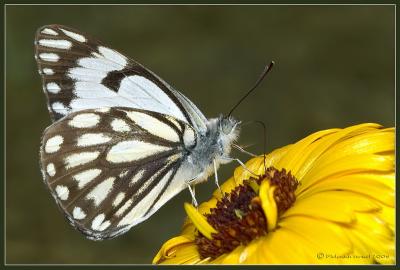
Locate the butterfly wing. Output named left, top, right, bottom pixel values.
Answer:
left=40, top=107, right=197, bottom=240
left=35, top=24, right=207, bottom=132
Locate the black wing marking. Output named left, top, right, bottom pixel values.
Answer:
left=35, top=24, right=201, bottom=127
left=40, top=107, right=196, bottom=240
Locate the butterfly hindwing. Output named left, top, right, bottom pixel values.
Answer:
left=35, top=24, right=208, bottom=131
left=40, top=107, right=196, bottom=239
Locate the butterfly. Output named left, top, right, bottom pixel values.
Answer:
left=35, top=25, right=245, bottom=240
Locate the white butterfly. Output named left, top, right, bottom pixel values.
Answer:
left=36, top=25, right=255, bottom=240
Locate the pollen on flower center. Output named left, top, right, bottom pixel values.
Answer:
left=195, top=167, right=299, bottom=260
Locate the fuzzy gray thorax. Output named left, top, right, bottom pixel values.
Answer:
left=183, top=115, right=240, bottom=184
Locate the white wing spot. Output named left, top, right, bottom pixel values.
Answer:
left=91, top=214, right=111, bottom=231
left=39, top=53, right=59, bottom=62
left=55, top=185, right=69, bottom=200
left=73, top=82, right=117, bottom=99
left=119, top=170, right=129, bottom=178
left=46, top=82, right=61, bottom=94
left=91, top=214, right=104, bottom=230
left=69, top=113, right=100, bottom=128
left=118, top=170, right=173, bottom=227
left=61, top=28, right=86, bottom=42
left=135, top=169, right=162, bottom=196
left=46, top=163, right=56, bottom=177
left=41, top=28, right=58, bottom=35
left=38, top=39, right=72, bottom=49
left=67, top=67, right=108, bottom=83
left=98, top=46, right=127, bottom=67
left=78, top=57, right=123, bottom=72
left=95, top=107, right=110, bottom=113
left=73, top=169, right=102, bottom=189
left=130, top=169, right=144, bottom=186
left=99, top=220, right=111, bottom=231
left=166, top=116, right=182, bottom=131
left=118, top=75, right=186, bottom=122
left=92, top=52, right=101, bottom=58
left=183, top=127, right=196, bottom=148
left=72, top=207, right=86, bottom=220
left=106, top=140, right=171, bottom=163
left=116, top=199, right=133, bottom=217
left=64, top=151, right=100, bottom=169
left=152, top=163, right=188, bottom=212
left=111, top=119, right=130, bottom=132
left=126, top=111, right=180, bottom=143
left=77, top=133, right=112, bottom=147
left=42, top=68, right=54, bottom=75
left=86, top=177, right=115, bottom=206
left=113, top=192, right=125, bottom=207
left=52, top=102, right=69, bottom=113
left=167, top=153, right=182, bottom=163
left=45, top=135, right=63, bottom=153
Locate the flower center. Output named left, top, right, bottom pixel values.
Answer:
left=195, top=166, right=299, bottom=260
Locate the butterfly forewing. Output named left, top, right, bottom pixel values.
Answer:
left=35, top=25, right=215, bottom=239
left=35, top=24, right=208, bottom=131
left=40, top=107, right=195, bottom=239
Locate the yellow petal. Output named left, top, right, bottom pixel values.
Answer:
left=279, top=216, right=352, bottom=255
left=290, top=123, right=383, bottom=180
left=237, top=239, right=263, bottom=264
left=198, top=199, right=219, bottom=215
left=209, top=253, right=228, bottom=264
left=219, top=245, right=245, bottom=264
left=235, top=145, right=291, bottom=181
left=298, top=154, right=394, bottom=193
left=152, top=235, right=194, bottom=264
left=258, top=228, right=321, bottom=264
left=297, top=172, right=394, bottom=207
left=184, top=202, right=217, bottom=240
left=345, top=227, right=394, bottom=264
left=212, top=176, right=237, bottom=201
left=377, top=206, right=395, bottom=233
left=343, top=213, right=394, bottom=264
left=283, top=191, right=382, bottom=223
left=259, top=181, right=277, bottom=231
left=274, top=128, right=339, bottom=177
left=153, top=123, right=394, bottom=265
left=159, top=245, right=200, bottom=264
left=322, top=130, right=394, bottom=160
left=352, top=214, right=394, bottom=242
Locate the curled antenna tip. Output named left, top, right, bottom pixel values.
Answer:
left=266, top=61, right=275, bottom=71
left=227, top=60, right=276, bottom=117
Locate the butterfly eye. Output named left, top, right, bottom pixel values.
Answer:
left=222, top=125, right=232, bottom=135
left=220, top=118, right=236, bottom=135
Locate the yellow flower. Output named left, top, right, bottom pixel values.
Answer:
left=153, top=123, right=395, bottom=265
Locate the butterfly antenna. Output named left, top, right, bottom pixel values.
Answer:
left=227, top=61, right=275, bottom=117
left=254, top=120, right=268, bottom=175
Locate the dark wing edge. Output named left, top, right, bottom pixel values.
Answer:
left=35, top=24, right=206, bottom=131
left=39, top=107, right=196, bottom=240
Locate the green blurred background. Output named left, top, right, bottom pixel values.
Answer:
left=6, top=5, right=394, bottom=264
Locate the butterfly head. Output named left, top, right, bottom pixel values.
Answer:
left=217, top=115, right=240, bottom=157
left=220, top=115, right=240, bottom=135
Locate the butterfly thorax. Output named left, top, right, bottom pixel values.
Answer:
left=184, top=116, right=240, bottom=184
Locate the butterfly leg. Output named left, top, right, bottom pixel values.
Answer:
left=186, top=182, right=198, bottom=207
left=213, top=159, right=224, bottom=197
left=233, top=143, right=257, bottom=157
left=191, top=185, right=197, bottom=206
left=221, top=157, right=258, bottom=176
